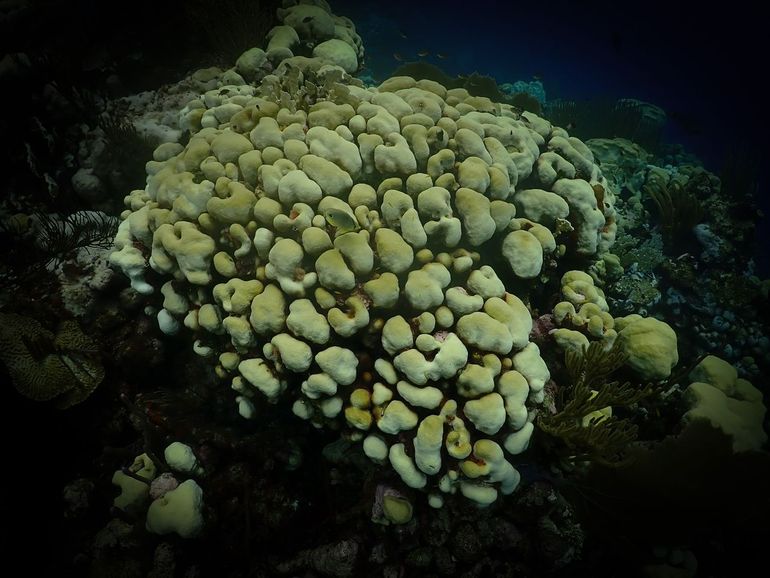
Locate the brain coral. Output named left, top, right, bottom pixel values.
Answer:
left=110, top=47, right=616, bottom=505
left=0, top=313, right=104, bottom=408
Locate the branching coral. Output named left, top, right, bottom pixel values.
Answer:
left=537, top=341, right=657, bottom=467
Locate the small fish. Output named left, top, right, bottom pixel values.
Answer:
left=399, top=31, right=408, bottom=39
left=436, top=53, right=446, bottom=59
left=302, top=16, right=313, bottom=23
left=393, top=53, right=403, bottom=61
left=532, top=74, right=542, bottom=81
left=566, top=121, right=577, bottom=131
left=417, top=50, right=429, bottom=57
left=325, top=208, right=359, bottom=234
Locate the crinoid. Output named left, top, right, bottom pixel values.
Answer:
left=643, top=176, right=704, bottom=250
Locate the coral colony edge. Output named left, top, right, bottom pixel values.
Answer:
left=1, top=0, right=768, bottom=576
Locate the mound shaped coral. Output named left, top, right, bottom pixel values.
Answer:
left=109, top=1, right=617, bottom=506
